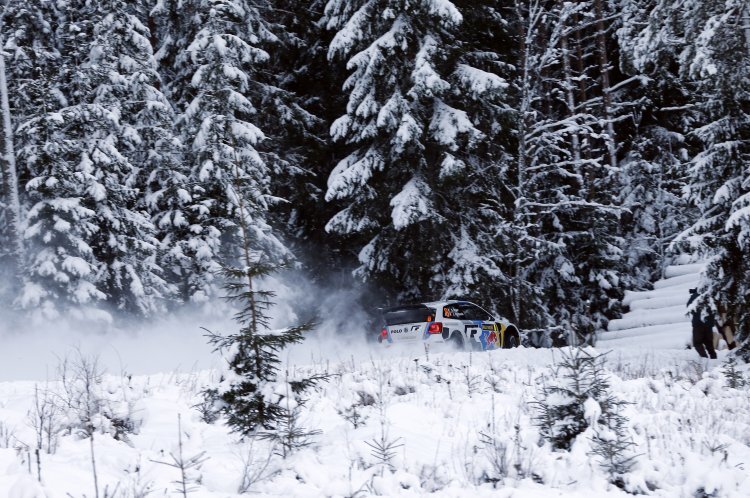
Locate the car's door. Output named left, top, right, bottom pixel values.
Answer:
left=442, top=303, right=493, bottom=349
left=461, top=303, right=498, bottom=350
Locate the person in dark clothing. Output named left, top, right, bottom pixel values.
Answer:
left=687, top=288, right=717, bottom=359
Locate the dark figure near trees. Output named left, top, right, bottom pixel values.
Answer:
left=687, top=288, right=717, bottom=359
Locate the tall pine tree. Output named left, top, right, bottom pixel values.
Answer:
left=324, top=0, right=514, bottom=310
left=176, top=0, right=289, bottom=304
left=670, top=0, right=750, bottom=346
left=512, top=0, right=626, bottom=342
left=19, top=0, right=173, bottom=318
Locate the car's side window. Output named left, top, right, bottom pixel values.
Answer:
left=461, top=304, right=493, bottom=321
left=443, top=303, right=494, bottom=321
left=477, top=306, right=494, bottom=321
left=443, top=305, right=465, bottom=319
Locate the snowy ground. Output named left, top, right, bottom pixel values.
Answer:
left=2, top=270, right=748, bottom=497
left=596, top=262, right=703, bottom=350
left=1, top=332, right=748, bottom=497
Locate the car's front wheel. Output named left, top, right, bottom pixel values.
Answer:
left=504, top=327, right=521, bottom=348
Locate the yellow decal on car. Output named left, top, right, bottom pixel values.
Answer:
left=496, top=323, right=506, bottom=347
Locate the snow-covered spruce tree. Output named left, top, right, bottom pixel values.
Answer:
left=436, top=1, right=524, bottom=321
left=512, top=0, right=626, bottom=343
left=16, top=109, right=105, bottom=319
left=1, top=0, right=71, bottom=309
left=92, top=0, right=190, bottom=310
left=150, top=0, right=203, bottom=114
left=176, top=0, right=289, bottom=304
left=4, top=1, right=105, bottom=318
left=324, top=0, right=515, bottom=306
left=531, top=348, right=632, bottom=458
left=615, top=0, right=698, bottom=286
left=617, top=127, right=693, bottom=285
left=10, top=1, right=175, bottom=318
left=666, top=0, right=750, bottom=353
left=259, top=0, right=346, bottom=277
left=89, top=0, right=182, bottom=314
left=204, top=169, right=324, bottom=435
left=59, top=0, right=169, bottom=316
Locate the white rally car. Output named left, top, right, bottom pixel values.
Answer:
left=377, top=300, right=520, bottom=351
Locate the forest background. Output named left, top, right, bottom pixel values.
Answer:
left=0, top=0, right=748, bottom=352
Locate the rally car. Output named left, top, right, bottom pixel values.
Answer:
left=377, top=300, right=520, bottom=351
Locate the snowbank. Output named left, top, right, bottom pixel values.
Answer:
left=0, top=345, right=747, bottom=497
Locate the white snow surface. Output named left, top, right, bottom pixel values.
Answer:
left=2, top=266, right=748, bottom=497
left=1, top=320, right=749, bottom=496
left=597, top=263, right=703, bottom=349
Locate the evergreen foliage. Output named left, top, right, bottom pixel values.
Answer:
left=674, top=0, right=750, bottom=344
left=81, top=0, right=172, bottom=316
left=722, top=356, right=746, bottom=389
left=177, top=0, right=279, bottom=303
left=204, top=260, right=322, bottom=434
left=324, top=0, right=517, bottom=310
left=589, top=414, right=638, bottom=489
left=0, top=0, right=748, bottom=353
left=511, top=0, right=628, bottom=342
left=261, top=0, right=344, bottom=275
left=531, top=348, right=630, bottom=451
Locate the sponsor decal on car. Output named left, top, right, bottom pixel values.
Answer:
left=487, top=330, right=498, bottom=345
left=391, top=324, right=421, bottom=334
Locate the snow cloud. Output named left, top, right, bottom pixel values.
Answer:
left=0, top=268, right=378, bottom=382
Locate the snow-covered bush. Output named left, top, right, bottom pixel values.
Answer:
left=531, top=348, right=631, bottom=452
left=56, top=352, right=144, bottom=442
left=723, top=356, right=746, bottom=389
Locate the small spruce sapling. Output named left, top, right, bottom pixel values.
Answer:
left=723, top=356, right=746, bottom=389
left=338, top=394, right=369, bottom=429
left=122, top=457, right=154, bottom=498
left=203, top=257, right=323, bottom=434
left=203, top=162, right=325, bottom=436
left=365, top=368, right=402, bottom=476
left=258, top=373, right=322, bottom=458
left=531, top=349, right=633, bottom=453
left=477, top=394, right=509, bottom=484
left=588, top=394, right=638, bottom=488
left=151, top=414, right=208, bottom=497
left=531, top=348, right=595, bottom=450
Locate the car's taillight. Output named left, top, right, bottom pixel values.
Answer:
left=379, top=328, right=388, bottom=342
left=428, top=322, right=443, bottom=334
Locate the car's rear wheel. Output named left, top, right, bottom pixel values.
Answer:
left=448, top=332, right=465, bottom=351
